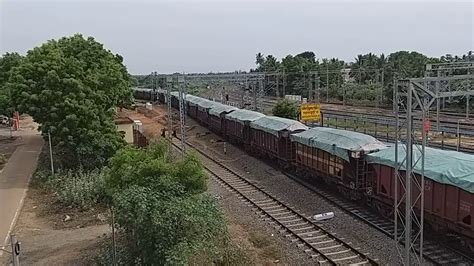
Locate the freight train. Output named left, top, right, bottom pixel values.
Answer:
left=134, top=88, right=474, bottom=252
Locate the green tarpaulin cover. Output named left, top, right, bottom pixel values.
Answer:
left=366, top=144, right=474, bottom=193
left=209, top=103, right=237, bottom=116
left=250, top=116, right=308, bottom=136
left=290, top=127, right=387, bottom=162
left=225, top=109, right=266, bottom=124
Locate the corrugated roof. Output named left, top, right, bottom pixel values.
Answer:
left=366, top=144, right=474, bottom=193
left=291, top=127, right=387, bottom=161
left=250, top=116, right=308, bottom=136
left=225, top=109, right=266, bottom=124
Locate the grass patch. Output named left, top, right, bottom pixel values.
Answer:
left=32, top=148, right=107, bottom=209
left=0, top=153, right=6, bottom=164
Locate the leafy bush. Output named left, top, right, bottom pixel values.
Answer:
left=46, top=169, right=107, bottom=208
left=272, top=98, right=299, bottom=120
left=113, top=188, right=228, bottom=264
left=105, top=140, right=232, bottom=264
left=105, top=140, right=207, bottom=196
left=0, top=153, right=6, bottom=164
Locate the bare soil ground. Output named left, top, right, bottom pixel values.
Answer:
left=1, top=117, right=109, bottom=265
left=1, top=177, right=110, bottom=265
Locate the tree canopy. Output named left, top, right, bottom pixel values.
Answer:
left=8, top=34, right=133, bottom=168
left=252, top=50, right=472, bottom=105
left=0, top=53, right=23, bottom=116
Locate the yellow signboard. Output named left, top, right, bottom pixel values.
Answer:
left=300, top=104, right=321, bottom=122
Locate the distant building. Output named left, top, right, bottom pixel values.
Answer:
left=114, top=117, right=134, bottom=144
left=341, top=68, right=354, bottom=83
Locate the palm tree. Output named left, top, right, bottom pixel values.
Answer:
left=256, top=53, right=264, bottom=71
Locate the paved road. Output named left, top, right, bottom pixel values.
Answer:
left=0, top=133, right=43, bottom=254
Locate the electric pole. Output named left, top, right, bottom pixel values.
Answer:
left=178, top=74, right=186, bottom=154
left=48, top=131, right=54, bottom=175
left=326, top=64, right=329, bottom=102
left=166, top=76, right=173, bottom=139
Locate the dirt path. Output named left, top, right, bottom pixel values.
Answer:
left=0, top=116, right=43, bottom=257
left=1, top=186, right=110, bottom=265
left=1, top=116, right=110, bottom=265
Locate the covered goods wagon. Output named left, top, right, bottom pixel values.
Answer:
left=208, top=103, right=237, bottom=135
left=366, top=145, right=474, bottom=249
left=250, top=116, right=308, bottom=164
left=224, top=109, right=265, bottom=146
left=290, top=127, right=386, bottom=198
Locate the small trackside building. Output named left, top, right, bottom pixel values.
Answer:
left=114, top=116, right=135, bottom=144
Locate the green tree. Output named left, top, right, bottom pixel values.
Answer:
left=272, top=98, right=299, bottom=119
left=319, top=58, right=345, bottom=99
left=8, top=34, right=133, bottom=169
left=0, top=53, right=23, bottom=116
left=280, top=54, right=318, bottom=96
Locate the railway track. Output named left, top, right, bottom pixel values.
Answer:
left=281, top=173, right=474, bottom=265
left=170, top=138, right=379, bottom=265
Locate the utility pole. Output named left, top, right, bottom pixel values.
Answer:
left=166, top=76, right=173, bottom=138
left=326, top=64, right=329, bottom=102
left=178, top=74, right=186, bottom=154
left=381, top=68, right=385, bottom=107
left=10, top=234, right=20, bottom=266
left=276, top=72, right=280, bottom=98
left=48, top=131, right=54, bottom=175
left=152, top=71, right=157, bottom=101
left=253, top=81, right=257, bottom=111
left=111, top=207, right=117, bottom=266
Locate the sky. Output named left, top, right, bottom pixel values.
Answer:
left=0, top=0, right=473, bottom=74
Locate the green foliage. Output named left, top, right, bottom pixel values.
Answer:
left=32, top=165, right=107, bottom=209
left=8, top=34, right=133, bottom=169
left=105, top=141, right=231, bottom=264
left=254, top=51, right=345, bottom=97
left=113, top=189, right=228, bottom=264
left=0, top=53, right=23, bottom=116
left=0, top=153, right=6, bottom=164
left=339, top=83, right=383, bottom=102
left=46, top=169, right=107, bottom=208
left=105, top=140, right=207, bottom=196
left=272, top=98, right=299, bottom=120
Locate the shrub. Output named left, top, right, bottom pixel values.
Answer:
left=272, top=98, right=299, bottom=120
left=46, top=169, right=107, bottom=208
left=105, top=139, right=230, bottom=264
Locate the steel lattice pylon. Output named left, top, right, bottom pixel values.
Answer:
left=394, top=73, right=474, bottom=264
left=166, top=76, right=173, bottom=139
left=178, top=74, right=186, bottom=154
